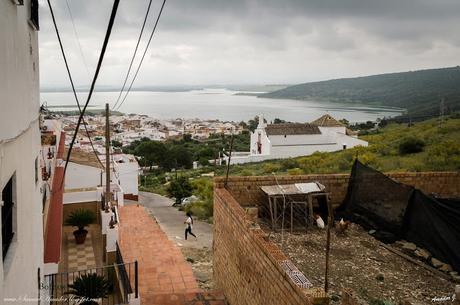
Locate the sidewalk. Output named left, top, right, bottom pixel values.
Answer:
left=118, top=204, right=225, bottom=305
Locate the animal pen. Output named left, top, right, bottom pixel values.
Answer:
left=260, top=182, right=330, bottom=232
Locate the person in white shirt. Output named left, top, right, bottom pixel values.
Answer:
left=184, top=212, right=197, bottom=240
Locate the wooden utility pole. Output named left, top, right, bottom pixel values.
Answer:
left=324, top=197, right=333, bottom=293
left=105, top=103, right=111, bottom=211
left=224, top=132, right=234, bottom=188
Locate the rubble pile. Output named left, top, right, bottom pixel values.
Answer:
left=264, top=223, right=456, bottom=305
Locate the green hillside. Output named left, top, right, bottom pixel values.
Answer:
left=261, top=66, right=460, bottom=118
left=223, top=115, right=460, bottom=176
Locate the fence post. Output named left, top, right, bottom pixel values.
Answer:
left=134, top=260, right=139, bottom=299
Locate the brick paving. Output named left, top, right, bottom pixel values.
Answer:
left=119, top=204, right=226, bottom=305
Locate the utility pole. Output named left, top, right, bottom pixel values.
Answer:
left=324, top=197, right=333, bottom=293
left=224, top=131, right=234, bottom=188
left=105, top=103, right=111, bottom=211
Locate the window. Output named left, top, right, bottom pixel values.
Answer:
left=2, top=177, right=15, bottom=260
left=30, top=0, right=39, bottom=30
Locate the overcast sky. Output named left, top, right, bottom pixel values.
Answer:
left=39, top=0, right=460, bottom=88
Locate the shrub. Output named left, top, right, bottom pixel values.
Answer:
left=287, top=168, right=303, bottom=175
left=184, top=200, right=213, bottom=221
left=398, top=137, right=425, bottom=155
left=67, top=273, right=111, bottom=305
left=262, top=163, right=281, bottom=174
left=167, top=176, right=193, bottom=204
left=280, top=158, right=299, bottom=170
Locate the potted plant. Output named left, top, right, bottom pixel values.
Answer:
left=65, top=209, right=96, bottom=244
left=67, top=273, right=111, bottom=305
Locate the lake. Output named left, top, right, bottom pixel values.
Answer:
left=40, top=89, right=403, bottom=123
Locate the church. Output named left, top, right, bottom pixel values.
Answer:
left=249, top=114, right=368, bottom=159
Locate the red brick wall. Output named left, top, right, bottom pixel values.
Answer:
left=214, top=172, right=460, bottom=208
left=214, top=188, right=319, bottom=305
left=213, top=172, right=459, bottom=305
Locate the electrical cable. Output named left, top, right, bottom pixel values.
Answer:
left=62, top=0, right=121, bottom=183
left=65, top=0, right=91, bottom=78
left=114, top=0, right=166, bottom=111
left=112, top=0, right=154, bottom=110
left=46, top=0, right=105, bottom=169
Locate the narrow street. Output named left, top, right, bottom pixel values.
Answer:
left=138, top=191, right=215, bottom=290
left=139, top=191, right=213, bottom=249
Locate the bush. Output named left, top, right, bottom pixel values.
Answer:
left=262, top=163, right=281, bottom=174
left=398, top=137, right=425, bottom=155
left=280, top=158, right=299, bottom=170
left=184, top=200, right=213, bottom=221
left=198, top=157, right=211, bottom=167
left=287, top=168, right=303, bottom=175
left=167, top=176, right=193, bottom=204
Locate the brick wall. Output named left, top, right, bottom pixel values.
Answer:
left=214, top=172, right=460, bottom=208
left=213, top=171, right=459, bottom=305
left=214, top=188, right=326, bottom=305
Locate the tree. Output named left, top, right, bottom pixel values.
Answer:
left=273, top=118, right=286, bottom=124
left=111, top=140, right=122, bottom=148
left=167, top=176, right=193, bottom=205
left=169, top=146, right=193, bottom=169
left=134, top=141, right=167, bottom=169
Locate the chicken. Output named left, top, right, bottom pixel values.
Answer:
left=315, top=214, right=325, bottom=229
left=335, top=218, right=350, bottom=234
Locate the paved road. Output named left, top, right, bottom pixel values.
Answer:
left=139, top=191, right=213, bottom=249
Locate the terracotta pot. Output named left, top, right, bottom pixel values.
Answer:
left=73, top=229, right=88, bottom=244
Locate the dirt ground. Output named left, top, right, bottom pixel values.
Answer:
left=263, top=222, right=456, bottom=305
left=181, top=247, right=214, bottom=290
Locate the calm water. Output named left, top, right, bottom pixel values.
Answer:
left=40, top=89, right=403, bottom=123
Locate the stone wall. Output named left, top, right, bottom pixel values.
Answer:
left=214, top=188, right=328, bottom=305
left=214, top=172, right=460, bottom=208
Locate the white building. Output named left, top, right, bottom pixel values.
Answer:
left=229, top=114, right=368, bottom=164
left=0, top=0, right=42, bottom=302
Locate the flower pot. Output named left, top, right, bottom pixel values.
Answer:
left=73, top=229, right=88, bottom=244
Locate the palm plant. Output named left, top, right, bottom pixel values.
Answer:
left=65, top=209, right=96, bottom=244
left=67, top=273, right=111, bottom=305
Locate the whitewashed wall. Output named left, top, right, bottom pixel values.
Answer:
left=0, top=1, right=42, bottom=302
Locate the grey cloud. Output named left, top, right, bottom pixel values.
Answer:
left=38, top=0, right=460, bottom=87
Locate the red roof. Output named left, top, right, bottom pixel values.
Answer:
left=56, top=131, right=65, bottom=159
left=44, top=131, right=66, bottom=264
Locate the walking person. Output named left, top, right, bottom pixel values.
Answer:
left=184, top=212, right=196, bottom=240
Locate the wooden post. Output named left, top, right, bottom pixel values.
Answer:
left=224, top=132, right=234, bottom=188
left=308, top=194, right=314, bottom=226
left=105, top=103, right=110, bottom=211
left=324, top=196, right=333, bottom=293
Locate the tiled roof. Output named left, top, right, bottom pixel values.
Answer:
left=310, top=114, right=344, bottom=127
left=265, top=123, right=321, bottom=136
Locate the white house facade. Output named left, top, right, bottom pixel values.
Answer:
left=0, top=0, right=42, bottom=302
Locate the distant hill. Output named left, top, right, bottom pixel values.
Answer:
left=260, top=66, right=460, bottom=118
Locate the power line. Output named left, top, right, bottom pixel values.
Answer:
left=65, top=0, right=91, bottom=78
left=62, top=0, right=121, bottom=183
left=112, top=0, right=154, bottom=110
left=114, top=0, right=166, bottom=111
left=46, top=0, right=104, bottom=169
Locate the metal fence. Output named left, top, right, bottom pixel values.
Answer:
left=43, top=261, right=138, bottom=305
